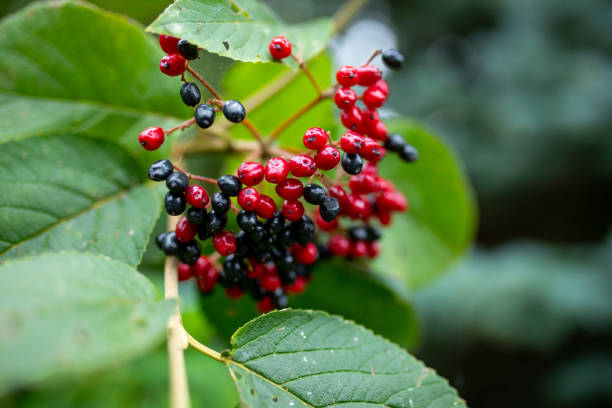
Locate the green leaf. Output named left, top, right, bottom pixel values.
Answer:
left=147, top=0, right=333, bottom=65
left=373, top=120, right=477, bottom=289
left=226, top=310, right=466, bottom=407
left=0, top=252, right=174, bottom=394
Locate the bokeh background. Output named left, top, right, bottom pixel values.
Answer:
left=2, top=0, right=611, bottom=407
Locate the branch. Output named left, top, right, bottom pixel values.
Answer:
left=291, top=54, right=322, bottom=95
left=333, top=0, right=368, bottom=34
left=186, top=64, right=222, bottom=100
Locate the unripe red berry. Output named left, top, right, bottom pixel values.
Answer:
left=160, top=53, right=186, bottom=76
left=349, top=173, right=379, bottom=195
left=292, top=242, right=318, bottom=265
left=362, top=162, right=379, bottom=177
left=264, top=263, right=278, bottom=276
left=159, top=35, right=180, bottom=54
left=269, top=36, right=292, bottom=60
left=237, top=162, right=265, bottom=186
left=260, top=274, right=281, bottom=291
left=376, top=190, right=408, bottom=212
left=360, top=137, right=383, bottom=161
left=177, top=262, right=192, bottom=281
left=248, top=262, right=266, bottom=279
left=369, top=120, right=388, bottom=141
left=334, top=87, right=357, bottom=110
left=376, top=209, right=392, bottom=225
left=314, top=145, right=341, bottom=170
left=336, top=65, right=359, bottom=87
left=289, top=155, right=317, bottom=177
left=139, top=127, right=165, bottom=151
left=196, top=266, right=218, bottom=293
left=226, top=286, right=243, bottom=299
left=256, top=194, right=277, bottom=219
left=349, top=240, right=368, bottom=258
left=281, top=200, right=304, bottom=222
left=213, top=231, right=236, bottom=255
left=284, top=276, right=307, bottom=294
left=316, top=208, right=339, bottom=231
left=175, top=217, right=199, bottom=242
left=192, top=256, right=213, bottom=278
left=357, top=65, right=382, bottom=86
left=303, top=127, right=328, bottom=151
left=258, top=296, right=275, bottom=313
left=341, top=106, right=363, bottom=131
left=275, top=178, right=303, bottom=200
left=362, top=86, right=387, bottom=109
left=366, top=241, right=381, bottom=258
left=340, top=132, right=364, bottom=154
left=373, top=79, right=389, bottom=96
left=362, top=109, right=380, bottom=133
left=264, top=157, right=290, bottom=184
left=237, top=187, right=259, bottom=211
left=346, top=194, right=373, bottom=219
left=328, top=235, right=350, bottom=257
left=185, top=184, right=209, bottom=208
left=329, top=185, right=349, bottom=212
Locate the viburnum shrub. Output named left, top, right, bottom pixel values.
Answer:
left=0, top=0, right=475, bottom=406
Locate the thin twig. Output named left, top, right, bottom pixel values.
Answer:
left=333, top=0, right=368, bottom=34
left=166, top=118, right=196, bottom=135
left=291, top=54, right=322, bottom=95
left=186, top=64, right=222, bottom=100
left=173, top=164, right=218, bottom=185
left=268, top=94, right=324, bottom=143
left=185, top=332, right=225, bottom=363
left=364, top=49, right=382, bottom=65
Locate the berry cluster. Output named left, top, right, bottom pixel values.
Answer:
left=142, top=34, right=417, bottom=313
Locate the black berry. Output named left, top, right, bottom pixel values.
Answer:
left=211, top=192, right=231, bottom=213
left=177, top=39, right=199, bottom=60
left=165, top=191, right=186, bottom=215
left=341, top=153, right=363, bottom=175
left=178, top=240, right=201, bottom=265
left=399, top=144, right=419, bottom=162
left=180, top=82, right=201, bottom=106
left=348, top=226, right=369, bottom=241
left=166, top=171, right=189, bottom=192
left=194, top=104, right=215, bottom=129
left=159, top=231, right=180, bottom=255
left=186, top=207, right=206, bottom=225
left=319, top=196, right=340, bottom=222
left=303, top=184, right=327, bottom=205
left=266, top=212, right=285, bottom=235
left=382, top=48, right=404, bottom=70
left=365, top=225, right=382, bottom=241
left=384, top=133, right=405, bottom=152
left=291, top=215, right=315, bottom=246
left=237, top=211, right=258, bottom=233
left=277, top=226, right=294, bottom=248
left=222, top=100, right=246, bottom=123
left=148, top=159, right=174, bottom=181
left=217, top=175, right=242, bottom=196
left=205, top=210, right=227, bottom=235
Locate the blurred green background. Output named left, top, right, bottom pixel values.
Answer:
left=2, top=0, right=611, bottom=407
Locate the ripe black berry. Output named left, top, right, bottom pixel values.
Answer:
left=166, top=171, right=189, bottom=192
left=165, top=191, right=186, bottom=215
left=303, top=184, right=327, bottom=205
left=348, top=226, right=369, bottom=241
left=217, top=175, right=242, bottom=196
left=159, top=231, right=180, bottom=255
left=148, top=159, right=174, bottom=181
left=177, top=39, right=199, bottom=60
left=266, top=212, right=285, bottom=235
left=272, top=287, right=289, bottom=309
left=248, top=224, right=266, bottom=241
left=186, top=207, right=206, bottom=224
left=234, top=231, right=250, bottom=257
left=211, top=192, right=231, bottom=213
left=223, top=256, right=245, bottom=280
left=382, top=48, right=404, bottom=70
left=341, top=153, right=363, bottom=175
left=177, top=240, right=201, bottom=265
left=384, top=133, right=405, bottom=152
left=319, top=196, right=340, bottom=222
left=291, top=215, right=315, bottom=246
left=205, top=210, right=227, bottom=235
left=222, top=100, right=246, bottom=123
left=399, top=144, right=419, bottom=162
left=194, top=104, right=215, bottom=129
left=156, top=231, right=168, bottom=248
left=365, top=225, right=382, bottom=241
left=237, top=210, right=258, bottom=232
left=277, top=226, right=295, bottom=248
left=180, top=82, right=201, bottom=106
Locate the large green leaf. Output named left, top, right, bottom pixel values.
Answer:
left=226, top=310, right=466, bottom=407
left=373, top=120, right=477, bottom=289
left=0, top=253, right=174, bottom=394
left=147, top=0, right=333, bottom=65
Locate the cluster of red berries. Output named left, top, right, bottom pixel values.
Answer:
left=143, top=34, right=416, bottom=313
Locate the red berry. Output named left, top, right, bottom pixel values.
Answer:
left=139, top=127, right=165, bottom=151
left=256, top=194, right=277, bottom=219
left=275, top=178, right=303, bottom=200
left=362, top=109, right=380, bottom=132
left=159, top=35, right=180, bottom=54
left=371, top=145, right=386, bottom=162
left=334, top=87, right=357, bottom=110
left=341, top=106, right=363, bottom=131
left=346, top=194, right=373, bottom=219
left=289, top=154, right=317, bottom=177
left=196, top=266, right=218, bottom=293
left=292, top=242, right=318, bottom=265
left=264, top=263, right=278, bottom=276
left=336, top=65, right=359, bottom=87
left=314, top=146, right=341, bottom=170
left=376, top=209, right=392, bottom=225
left=316, top=208, right=338, bottom=231
left=175, top=217, right=198, bottom=242
left=369, top=120, right=388, bottom=141
left=177, top=262, right=192, bottom=281
left=366, top=241, right=381, bottom=258
left=285, top=276, right=307, bottom=294
left=248, top=262, right=266, bottom=279
left=376, top=190, right=407, bottom=212
left=349, top=173, right=378, bottom=194
left=362, top=86, right=387, bottom=109
left=226, top=286, right=243, bottom=299
left=329, top=185, right=349, bottom=212
left=257, top=296, right=275, bottom=313
left=281, top=200, right=304, bottom=221
left=260, top=274, right=281, bottom=291
left=264, top=157, right=289, bottom=184
left=362, top=162, right=379, bottom=177
left=340, top=132, right=364, bottom=154
left=357, top=65, right=382, bottom=86
left=160, top=53, right=186, bottom=76
left=269, top=36, right=292, bottom=60
left=237, top=187, right=259, bottom=211
left=185, top=184, right=209, bottom=208
left=349, top=240, right=368, bottom=258
left=328, top=235, right=350, bottom=256
left=360, top=137, right=383, bottom=161
left=373, top=79, right=389, bottom=96
left=192, top=256, right=213, bottom=278
left=213, top=231, right=236, bottom=256
left=303, top=127, right=328, bottom=151
left=237, top=162, right=265, bottom=186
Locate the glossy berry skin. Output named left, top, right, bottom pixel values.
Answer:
left=166, top=172, right=189, bottom=192
left=314, top=146, right=341, bottom=170
left=369, top=120, right=388, bottom=141
left=202, top=210, right=227, bottom=236
left=376, top=190, right=407, bottom=212
left=269, top=36, right=292, bottom=60
left=175, top=217, right=198, bottom=242
left=258, top=297, right=275, bottom=313
left=160, top=53, right=186, bottom=76
left=185, top=185, right=209, bottom=208
left=180, top=82, right=201, bottom=106
left=348, top=226, right=369, bottom=241
left=165, top=191, right=186, bottom=216
left=346, top=194, right=372, bottom=219
left=264, top=157, right=289, bottom=184
left=159, top=35, right=180, bottom=54
left=349, top=173, right=378, bottom=194
left=329, top=185, right=349, bottom=211
left=373, top=79, right=389, bottom=96
left=285, top=276, right=307, bottom=294
left=303, top=184, right=327, bottom=205
left=316, top=208, right=338, bottom=231
left=400, top=144, right=419, bottom=162
left=385, top=133, right=405, bottom=152
left=237, top=187, right=259, bottom=211
left=334, top=87, right=357, bottom=110
left=350, top=240, right=369, bottom=258
left=289, top=155, right=317, bottom=177
left=211, top=192, right=231, bottom=213
left=290, top=215, right=315, bottom=246
left=357, top=65, right=382, bottom=86
left=362, top=86, right=387, bottom=109
left=177, top=262, right=192, bottom=281
left=341, top=106, right=363, bottom=131
left=237, top=211, right=258, bottom=233
left=336, top=65, right=359, bottom=87
left=303, top=127, right=328, bottom=151
left=260, top=274, right=281, bottom=292
left=319, top=196, right=340, bottom=222
left=292, top=242, right=318, bottom=265
left=275, top=178, right=303, bottom=200
left=328, top=235, right=350, bottom=257
left=362, top=109, right=379, bottom=132
left=341, top=153, right=363, bottom=175
left=194, top=104, right=215, bottom=129
left=361, top=137, right=383, bottom=161
left=148, top=159, right=173, bottom=181
left=186, top=207, right=206, bottom=225
left=177, top=39, right=198, bottom=60
left=222, top=100, right=246, bottom=123
left=213, top=231, right=236, bottom=256
left=159, top=231, right=180, bottom=255
left=139, top=127, right=165, bottom=151
left=237, top=162, right=264, bottom=186
left=382, top=48, right=404, bottom=70
left=177, top=240, right=201, bottom=265
left=217, top=175, right=242, bottom=196
left=340, top=132, right=364, bottom=153
left=282, top=200, right=304, bottom=222
left=196, top=265, right=218, bottom=293
left=266, top=213, right=285, bottom=235
left=256, top=194, right=277, bottom=219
